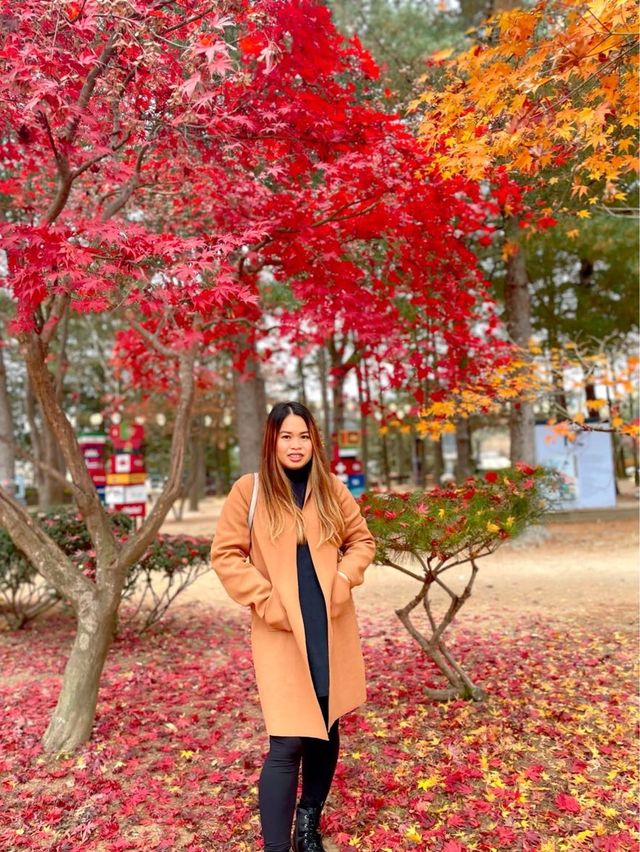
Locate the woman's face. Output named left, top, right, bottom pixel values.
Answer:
left=276, top=414, right=313, bottom=470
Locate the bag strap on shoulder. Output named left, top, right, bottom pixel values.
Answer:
left=248, top=472, right=259, bottom=531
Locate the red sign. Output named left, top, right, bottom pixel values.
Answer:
left=109, top=453, right=145, bottom=474
left=332, top=457, right=363, bottom=476
left=112, top=502, right=146, bottom=518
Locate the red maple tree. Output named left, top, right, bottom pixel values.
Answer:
left=0, top=0, right=505, bottom=752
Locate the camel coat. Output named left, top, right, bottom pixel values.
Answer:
left=210, top=472, right=375, bottom=741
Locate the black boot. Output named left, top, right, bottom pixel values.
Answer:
left=292, top=803, right=326, bottom=852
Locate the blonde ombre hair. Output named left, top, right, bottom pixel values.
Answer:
left=259, top=401, right=344, bottom=546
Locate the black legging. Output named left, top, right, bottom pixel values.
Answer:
left=258, top=696, right=340, bottom=852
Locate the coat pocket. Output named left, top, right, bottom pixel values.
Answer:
left=263, top=587, right=293, bottom=631
left=330, top=571, right=352, bottom=619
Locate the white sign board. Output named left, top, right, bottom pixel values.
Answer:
left=105, top=484, right=148, bottom=506
left=534, top=424, right=616, bottom=510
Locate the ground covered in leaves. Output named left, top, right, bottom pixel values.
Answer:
left=1, top=604, right=638, bottom=851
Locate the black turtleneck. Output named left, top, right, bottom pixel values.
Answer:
left=283, top=459, right=329, bottom=699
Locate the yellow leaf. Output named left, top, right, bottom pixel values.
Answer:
left=405, top=826, right=423, bottom=842
left=417, top=776, right=440, bottom=790
left=430, top=47, right=454, bottom=62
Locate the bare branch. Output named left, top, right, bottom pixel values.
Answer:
left=19, top=331, right=119, bottom=570
left=100, top=142, right=151, bottom=221
left=130, top=316, right=177, bottom=359
left=377, top=555, right=424, bottom=582
left=38, top=111, right=72, bottom=224
left=0, top=431, right=77, bottom=493
left=594, top=205, right=639, bottom=218
left=41, top=293, right=70, bottom=346
left=63, top=30, right=120, bottom=145
left=70, top=132, right=131, bottom=180
left=39, top=32, right=120, bottom=226
left=118, top=344, right=198, bottom=569
left=161, top=5, right=215, bottom=34
left=0, top=485, right=95, bottom=605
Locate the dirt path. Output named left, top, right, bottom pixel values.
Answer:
left=160, top=497, right=639, bottom=634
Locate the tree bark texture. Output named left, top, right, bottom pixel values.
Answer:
left=42, top=595, right=119, bottom=752
left=0, top=336, right=16, bottom=496
left=454, top=416, right=474, bottom=480
left=187, top=425, right=206, bottom=512
left=233, top=337, right=266, bottom=475
left=504, top=215, right=536, bottom=465
left=318, top=345, right=332, bottom=459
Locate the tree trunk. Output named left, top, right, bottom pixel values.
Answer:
left=0, top=335, right=16, bottom=496
left=380, top=431, right=391, bottom=489
left=41, top=304, right=71, bottom=507
left=331, top=375, right=346, bottom=447
left=432, top=436, right=445, bottom=484
left=454, top=416, right=474, bottom=480
left=318, top=345, right=332, bottom=459
left=188, top=426, right=206, bottom=512
left=356, top=361, right=369, bottom=484
left=233, top=337, right=266, bottom=474
left=504, top=215, right=535, bottom=465
left=412, top=437, right=426, bottom=487
left=297, top=356, right=307, bottom=406
left=395, top=427, right=406, bottom=482
left=43, top=595, right=119, bottom=752
left=41, top=419, right=67, bottom=507
left=26, top=376, right=67, bottom=508
left=549, top=351, right=568, bottom=416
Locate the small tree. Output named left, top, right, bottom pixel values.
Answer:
left=362, top=464, right=558, bottom=700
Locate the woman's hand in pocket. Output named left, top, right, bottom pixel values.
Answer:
left=263, top=587, right=292, bottom=631
left=330, top=570, right=352, bottom=618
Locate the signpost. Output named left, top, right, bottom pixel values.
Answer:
left=106, top=422, right=148, bottom=518
left=332, top=429, right=366, bottom=496
left=78, top=431, right=108, bottom=504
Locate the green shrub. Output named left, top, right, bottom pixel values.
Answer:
left=0, top=507, right=211, bottom=631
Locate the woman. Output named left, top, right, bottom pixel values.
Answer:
left=210, top=401, right=375, bottom=852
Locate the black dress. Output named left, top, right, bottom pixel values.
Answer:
left=283, top=460, right=329, bottom=699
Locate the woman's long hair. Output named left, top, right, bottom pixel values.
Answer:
left=259, top=401, right=344, bottom=546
